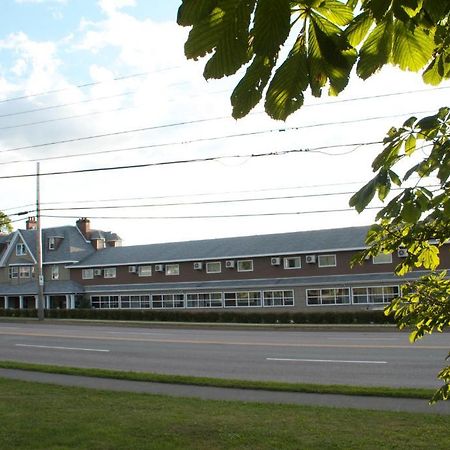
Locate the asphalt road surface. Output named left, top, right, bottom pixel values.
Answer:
left=0, top=322, right=448, bottom=389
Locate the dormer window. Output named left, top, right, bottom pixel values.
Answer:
left=16, top=243, right=26, bottom=256
left=48, top=237, right=56, bottom=250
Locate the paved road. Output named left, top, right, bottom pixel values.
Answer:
left=0, top=322, right=448, bottom=389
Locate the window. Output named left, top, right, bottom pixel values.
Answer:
left=352, top=286, right=400, bottom=304
left=16, top=243, right=26, bottom=256
left=104, top=268, right=116, bottom=278
left=51, top=265, right=59, bottom=280
left=91, top=296, right=119, bottom=309
left=8, top=266, right=18, bottom=279
left=284, top=257, right=301, bottom=269
left=263, top=290, right=294, bottom=307
left=19, top=266, right=31, bottom=278
left=119, top=295, right=151, bottom=309
left=152, top=294, right=184, bottom=309
left=82, top=269, right=94, bottom=279
left=372, top=253, right=392, bottom=264
left=237, top=260, right=253, bottom=272
left=206, top=261, right=221, bottom=274
left=186, top=292, right=222, bottom=308
left=165, top=264, right=179, bottom=276
left=48, top=237, right=56, bottom=250
left=318, top=254, right=336, bottom=267
left=138, top=265, right=152, bottom=277
left=306, top=288, right=350, bottom=306
left=224, top=291, right=261, bottom=308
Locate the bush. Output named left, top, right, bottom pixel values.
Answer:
left=0, top=308, right=396, bottom=324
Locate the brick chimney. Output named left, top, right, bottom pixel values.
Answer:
left=26, top=217, right=37, bottom=230
left=76, top=217, right=91, bottom=238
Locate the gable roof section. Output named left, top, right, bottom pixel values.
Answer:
left=72, top=226, right=371, bottom=268
left=0, top=230, right=37, bottom=267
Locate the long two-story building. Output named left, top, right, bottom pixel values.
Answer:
left=1, top=218, right=447, bottom=312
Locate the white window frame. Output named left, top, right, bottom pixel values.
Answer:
left=306, top=288, right=351, bottom=306
left=206, top=261, right=221, bottom=274
left=352, top=285, right=400, bottom=304
left=318, top=254, right=337, bottom=268
left=51, top=265, right=59, bottom=280
left=16, top=243, right=26, bottom=256
left=103, top=267, right=116, bottom=278
left=165, top=264, right=180, bottom=276
left=8, top=266, right=18, bottom=279
left=224, top=291, right=261, bottom=308
left=82, top=268, right=94, bottom=279
left=372, top=253, right=393, bottom=264
left=19, top=266, right=31, bottom=278
left=237, top=260, right=253, bottom=272
left=138, top=265, right=152, bottom=277
left=186, top=292, right=223, bottom=308
left=152, top=293, right=184, bottom=309
left=283, top=257, right=301, bottom=269
left=48, top=237, right=56, bottom=250
left=263, top=290, right=294, bottom=307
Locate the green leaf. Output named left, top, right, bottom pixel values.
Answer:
left=392, top=21, right=435, bottom=71
left=177, top=0, right=217, bottom=26
left=252, top=0, right=291, bottom=57
left=365, top=0, right=393, bottom=20
left=345, top=11, right=374, bottom=47
left=265, top=35, right=309, bottom=120
left=231, top=55, right=274, bottom=118
left=401, top=201, right=421, bottom=223
left=404, top=134, right=416, bottom=155
left=315, top=0, right=354, bottom=26
left=349, top=178, right=378, bottom=213
left=357, top=14, right=394, bottom=79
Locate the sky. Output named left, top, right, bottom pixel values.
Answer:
left=0, top=0, right=448, bottom=246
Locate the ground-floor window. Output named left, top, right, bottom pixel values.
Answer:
left=352, top=286, right=400, bottom=304
left=89, top=290, right=295, bottom=309
left=152, top=294, right=184, bottom=309
left=186, top=292, right=222, bottom=308
left=224, top=291, right=262, bottom=307
left=306, top=288, right=351, bottom=306
left=263, top=290, right=294, bottom=307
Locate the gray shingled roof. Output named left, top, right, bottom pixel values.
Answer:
left=20, top=226, right=95, bottom=263
left=72, top=226, right=371, bottom=268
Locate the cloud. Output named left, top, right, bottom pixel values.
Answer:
left=15, top=0, right=67, bottom=4
left=98, top=0, right=136, bottom=15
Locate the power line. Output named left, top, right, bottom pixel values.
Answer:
left=0, top=141, right=381, bottom=180
left=39, top=206, right=382, bottom=221
left=0, top=66, right=181, bottom=105
left=0, top=109, right=430, bottom=164
left=1, top=179, right=380, bottom=213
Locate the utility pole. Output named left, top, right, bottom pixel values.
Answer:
left=36, top=162, right=45, bottom=321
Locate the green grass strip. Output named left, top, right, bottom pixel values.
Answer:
left=0, top=360, right=434, bottom=400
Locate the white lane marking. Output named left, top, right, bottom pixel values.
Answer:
left=266, top=358, right=387, bottom=364
left=15, top=344, right=109, bottom=352
left=327, top=337, right=397, bottom=341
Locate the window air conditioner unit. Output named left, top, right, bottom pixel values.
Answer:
left=94, top=269, right=102, bottom=276
left=397, top=248, right=408, bottom=258
left=305, top=255, right=316, bottom=264
left=155, top=264, right=164, bottom=272
left=271, top=257, right=281, bottom=266
left=193, top=262, right=203, bottom=270
left=128, top=265, right=137, bottom=273
left=225, top=260, right=235, bottom=269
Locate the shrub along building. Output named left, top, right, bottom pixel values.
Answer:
left=0, top=218, right=448, bottom=312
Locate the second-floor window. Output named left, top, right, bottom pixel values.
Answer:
left=8, top=267, right=18, bottom=279
left=372, top=253, right=392, bottom=265
left=284, top=257, right=301, bottom=269
left=16, top=243, right=26, bottom=256
left=104, top=268, right=116, bottom=278
left=318, top=254, right=337, bottom=268
left=206, top=262, right=221, bottom=274
left=237, top=260, right=253, bottom=272
left=165, top=264, right=179, bottom=276
left=51, top=265, right=59, bottom=280
left=138, top=266, right=152, bottom=277
left=82, top=269, right=94, bottom=279
left=19, top=266, right=31, bottom=278
left=48, top=237, right=56, bottom=250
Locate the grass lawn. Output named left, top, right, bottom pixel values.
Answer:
left=0, top=377, right=449, bottom=450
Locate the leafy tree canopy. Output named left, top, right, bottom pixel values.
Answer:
left=178, top=0, right=450, bottom=402
left=0, top=211, right=12, bottom=234
left=178, top=0, right=450, bottom=120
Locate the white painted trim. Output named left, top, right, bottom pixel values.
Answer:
left=318, top=254, right=337, bottom=268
